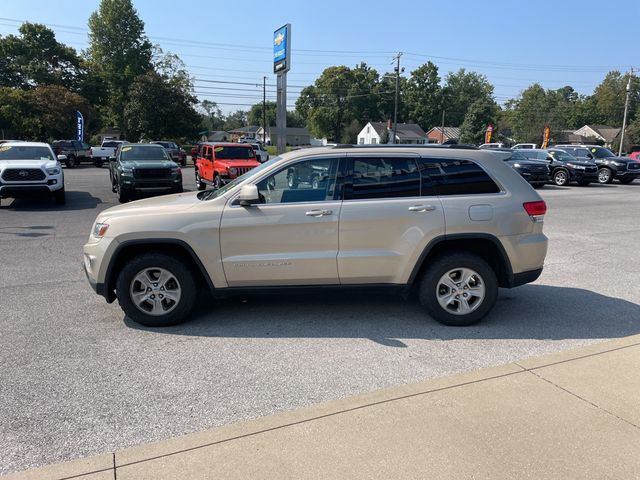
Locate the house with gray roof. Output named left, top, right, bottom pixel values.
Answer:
left=357, top=122, right=428, bottom=145
left=573, top=125, right=621, bottom=147
left=426, top=126, right=461, bottom=144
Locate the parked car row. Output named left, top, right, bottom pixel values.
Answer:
left=496, top=145, right=639, bottom=188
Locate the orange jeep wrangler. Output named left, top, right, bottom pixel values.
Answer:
left=195, top=142, right=261, bottom=190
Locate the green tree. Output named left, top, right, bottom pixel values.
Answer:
left=442, top=69, right=495, bottom=127
left=459, top=98, right=500, bottom=144
left=248, top=101, right=276, bottom=127
left=592, top=71, right=640, bottom=127
left=376, top=74, right=407, bottom=124
left=124, top=71, right=198, bottom=140
left=405, top=62, right=441, bottom=130
left=347, top=63, right=381, bottom=124
left=223, top=110, right=248, bottom=130
left=199, top=100, right=225, bottom=131
left=0, top=87, right=32, bottom=138
left=296, top=66, right=355, bottom=141
left=0, top=23, right=83, bottom=90
left=87, top=0, right=153, bottom=133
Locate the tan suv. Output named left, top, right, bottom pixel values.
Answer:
left=84, top=145, right=548, bottom=327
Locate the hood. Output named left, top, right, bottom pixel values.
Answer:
left=216, top=159, right=260, bottom=167
left=0, top=159, right=58, bottom=170
left=120, top=159, right=177, bottom=168
left=99, top=191, right=199, bottom=221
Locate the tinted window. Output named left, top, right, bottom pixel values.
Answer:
left=419, top=159, right=500, bottom=195
left=346, top=157, right=420, bottom=200
left=256, top=158, right=338, bottom=204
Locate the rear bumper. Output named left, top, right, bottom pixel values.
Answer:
left=510, top=268, right=543, bottom=287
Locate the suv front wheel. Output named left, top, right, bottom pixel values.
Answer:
left=116, top=253, right=197, bottom=327
left=419, top=252, right=498, bottom=326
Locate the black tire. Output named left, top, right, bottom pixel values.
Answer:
left=213, top=174, right=222, bottom=189
left=94, top=159, right=104, bottom=168
left=195, top=170, right=206, bottom=191
left=174, top=185, right=184, bottom=194
left=54, top=188, right=66, bottom=205
left=115, top=253, right=197, bottom=327
left=117, top=184, right=131, bottom=203
left=598, top=167, right=614, bottom=184
left=418, top=252, right=498, bottom=327
left=577, top=180, right=591, bottom=186
left=287, top=173, right=298, bottom=189
left=65, top=155, right=77, bottom=168
left=619, top=177, right=635, bottom=185
left=552, top=169, right=569, bottom=186
left=181, top=159, right=187, bottom=167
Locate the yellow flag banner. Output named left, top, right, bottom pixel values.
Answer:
left=484, top=124, right=493, bottom=144
left=542, top=125, right=551, bottom=148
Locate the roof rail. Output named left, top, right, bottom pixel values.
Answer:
left=331, top=144, right=478, bottom=150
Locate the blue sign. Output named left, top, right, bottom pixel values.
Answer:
left=76, top=110, right=84, bottom=141
left=273, top=24, right=290, bottom=74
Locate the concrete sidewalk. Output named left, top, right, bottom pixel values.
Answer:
left=4, top=335, right=640, bottom=480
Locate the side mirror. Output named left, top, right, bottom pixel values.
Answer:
left=57, top=154, right=67, bottom=161
left=108, top=156, right=116, bottom=162
left=238, top=184, right=260, bottom=206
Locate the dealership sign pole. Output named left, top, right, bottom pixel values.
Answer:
left=273, top=24, right=291, bottom=155
left=76, top=110, right=84, bottom=142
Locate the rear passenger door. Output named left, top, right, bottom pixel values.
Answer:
left=337, top=154, right=445, bottom=284
left=418, top=158, right=505, bottom=237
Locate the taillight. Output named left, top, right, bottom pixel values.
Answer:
left=523, top=201, right=547, bottom=216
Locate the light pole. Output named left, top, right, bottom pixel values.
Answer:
left=392, top=52, right=403, bottom=145
left=619, top=69, right=633, bottom=156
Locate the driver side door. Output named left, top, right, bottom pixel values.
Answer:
left=219, top=156, right=343, bottom=287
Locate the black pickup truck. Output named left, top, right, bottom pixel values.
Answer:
left=555, top=145, right=640, bottom=184
left=51, top=140, right=95, bottom=168
left=109, top=143, right=183, bottom=203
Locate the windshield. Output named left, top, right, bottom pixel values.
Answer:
left=518, top=150, right=548, bottom=160
left=549, top=150, right=577, bottom=162
left=214, top=146, right=256, bottom=160
left=120, top=146, right=169, bottom=161
left=0, top=145, right=54, bottom=161
left=588, top=146, right=615, bottom=158
left=199, top=156, right=282, bottom=201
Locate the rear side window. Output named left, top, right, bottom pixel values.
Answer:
left=345, top=157, right=421, bottom=200
left=419, top=159, right=500, bottom=196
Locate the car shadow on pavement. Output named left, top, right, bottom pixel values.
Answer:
left=2, top=191, right=102, bottom=211
left=124, top=284, right=640, bottom=346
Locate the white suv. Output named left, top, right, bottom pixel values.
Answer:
left=0, top=142, right=66, bottom=206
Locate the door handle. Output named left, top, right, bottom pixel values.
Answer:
left=305, top=209, right=333, bottom=217
left=408, top=205, right=436, bottom=212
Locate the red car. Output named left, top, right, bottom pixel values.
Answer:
left=194, top=142, right=261, bottom=190
left=629, top=146, right=640, bottom=161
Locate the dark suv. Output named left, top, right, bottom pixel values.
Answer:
left=495, top=149, right=549, bottom=188
left=51, top=140, right=95, bottom=168
left=554, top=145, right=640, bottom=184
left=150, top=141, right=187, bottom=166
left=518, top=149, right=598, bottom=186
left=109, top=144, right=183, bottom=203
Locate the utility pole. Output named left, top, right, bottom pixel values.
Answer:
left=262, top=76, right=267, bottom=144
left=440, top=109, right=446, bottom=144
left=619, top=68, right=634, bottom=156
left=392, top=52, right=403, bottom=145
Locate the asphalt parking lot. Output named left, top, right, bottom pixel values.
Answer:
left=1, top=166, right=639, bottom=475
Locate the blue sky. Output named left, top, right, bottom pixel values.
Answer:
left=1, top=0, right=638, bottom=114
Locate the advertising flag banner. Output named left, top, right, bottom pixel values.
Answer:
left=542, top=125, right=551, bottom=148
left=484, top=124, right=493, bottom=144
left=76, top=111, right=84, bottom=141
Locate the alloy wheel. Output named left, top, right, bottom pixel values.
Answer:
left=436, top=267, right=486, bottom=316
left=129, top=267, right=182, bottom=316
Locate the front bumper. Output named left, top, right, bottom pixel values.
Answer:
left=0, top=178, right=63, bottom=197
left=570, top=170, right=598, bottom=182
left=615, top=170, right=640, bottom=179
left=121, top=176, right=182, bottom=192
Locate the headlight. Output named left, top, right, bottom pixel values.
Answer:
left=228, top=167, right=238, bottom=175
left=610, top=161, right=622, bottom=166
left=46, top=167, right=61, bottom=175
left=512, top=163, right=522, bottom=168
left=566, top=163, right=585, bottom=170
left=92, top=222, right=109, bottom=238
left=121, top=167, right=133, bottom=174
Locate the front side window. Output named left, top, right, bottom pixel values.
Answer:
left=346, top=157, right=420, bottom=200
left=256, top=158, right=339, bottom=204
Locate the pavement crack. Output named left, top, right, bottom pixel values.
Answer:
left=518, top=365, right=640, bottom=431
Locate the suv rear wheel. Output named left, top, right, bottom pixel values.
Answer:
left=195, top=169, right=206, bottom=190
left=65, top=155, right=77, bottom=168
left=419, top=252, right=498, bottom=326
left=116, top=253, right=197, bottom=327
